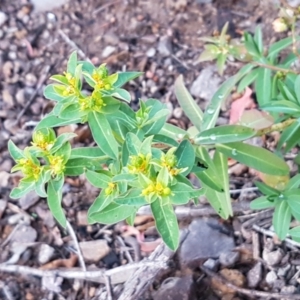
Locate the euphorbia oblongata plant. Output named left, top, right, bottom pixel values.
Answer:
left=8, top=3, right=300, bottom=250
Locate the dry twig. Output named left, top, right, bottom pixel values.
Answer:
left=66, top=221, right=86, bottom=271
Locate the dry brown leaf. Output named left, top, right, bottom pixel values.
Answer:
left=39, top=253, right=78, bottom=270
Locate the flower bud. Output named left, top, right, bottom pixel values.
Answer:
left=272, top=18, right=288, bottom=33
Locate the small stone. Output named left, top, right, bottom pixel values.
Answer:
left=273, top=279, right=285, bottom=290
left=102, top=45, right=116, bottom=58
left=219, top=251, right=240, bottom=267
left=79, top=240, right=110, bottom=262
left=19, top=190, right=40, bottom=210
left=265, top=270, right=277, bottom=286
left=2, top=89, right=14, bottom=108
left=281, top=285, right=296, bottom=295
left=76, top=211, right=88, bottom=226
left=16, top=89, right=25, bottom=105
left=173, top=107, right=183, bottom=119
left=153, top=275, right=196, bottom=300
left=190, top=66, right=221, bottom=101
left=0, top=199, right=7, bottom=219
left=146, top=47, right=156, bottom=58
left=38, top=244, right=55, bottom=264
left=157, top=36, right=172, bottom=56
left=247, top=262, right=262, bottom=288
left=62, top=193, right=73, bottom=207
left=203, top=258, right=219, bottom=271
left=11, top=225, right=37, bottom=243
left=278, top=264, right=291, bottom=277
left=263, top=248, right=284, bottom=266
left=103, top=32, right=119, bottom=45
left=0, top=12, right=8, bottom=27
left=196, top=0, right=212, bottom=3
left=178, top=218, right=235, bottom=269
left=8, top=51, right=17, bottom=60
left=25, top=73, right=37, bottom=87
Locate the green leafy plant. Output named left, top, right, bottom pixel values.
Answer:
left=8, top=2, right=300, bottom=250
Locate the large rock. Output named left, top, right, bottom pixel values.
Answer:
left=79, top=240, right=110, bottom=263
left=178, top=218, right=235, bottom=269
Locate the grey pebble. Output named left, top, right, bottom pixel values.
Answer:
left=263, top=248, right=284, bottom=266
left=146, top=47, right=156, bottom=58
left=265, top=270, right=277, bottom=286
left=247, top=262, right=262, bottom=288
left=157, top=36, right=172, bottom=56
left=38, top=244, right=55, bottom=264
left=219, top=250, right=240, bottom=267
left=0, top=11, right=8, bottom=27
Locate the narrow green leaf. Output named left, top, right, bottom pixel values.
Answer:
left=202, top=64, right=254, bottom=130
left=115, top=189, right=147, bottom=206
left=255, top=181, right=279, bottom=196
left=254, top=26, right=263, bottom=54
left=114, top=72, right=143, bottom=88
left=89, top=203, right=134, bottom=224
left=67, top=51, right=77, bottom=74
left=88, top=191, right=112, bottom=216
left=216, top=53, right=227, bottom=75
left=110, top=88, right=131, bottom=103
left=153, top=134, right=179, bottom=147
left=250, top=196, right=276, bottom=210
left=170, top=183, right=195, bottom=205
left=237, top=68, right=259, bottom=93
left=88, top=112, right=119, bottom=159
left=268, top=37, right=293, bottom=62
left=51, top=133, right=77, bottom=154
left=255, top=68, right=271, bottom=105
left=261, top=100, right=300, bottom=115
left=216, top=142, right=289, bottom=175
left=10, top=181, right=35, bottom=199
left=86, top=170, right=111, bottom=188
left=195, top=125, right=256, bottom=145
left=35, top=114, right=81, bottom=130
left=125, top=133, right=141, bottom=155
left=285, top=174, right=300, bottom=190
left=294, top=75, right=300, bottom=104
left=174, top=140, right=195, bottom=176
left=174, top=75, right=203, bottom=131
left=159, top=123, right=187, bottom=140
left=289, top=226, right=300, bottom=239
left=278, top=121, right=300, bottom=153
left=273, top=200, right=291, bottom=240
left=47, top=177, right=66, bottom=228
left=70, top=147, right=106, bottom=159
left=151, top=198, right=179, bottom=251
left=65, top=158, right=100, bottom=176
left=8, top=140, right=24, bottom=161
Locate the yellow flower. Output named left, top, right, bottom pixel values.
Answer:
left=48, top=155, right=65, bottom=176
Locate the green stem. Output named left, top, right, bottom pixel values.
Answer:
left=252, top=62, right=299, bottom=75
left=256, top=118, right=296, bottom=136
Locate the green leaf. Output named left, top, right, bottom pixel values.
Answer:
left=254, top=26, right=263, bottom=54
left=174, top=140, right=195, bottom=176
left=59, top=104, right=83, bottom=120
left=10, top=181, right=35, bottom=199
left=295, top=75, right=300, bottom=104
left=67, top=51, right=77, bottom=74
left=140, top=135, right=154, bottom=155
left=255, top=181, right=279, bottom=196
left=285, top=174, right=300, bottom=190
left=70, top=147, right=106, bottom=159
left=35, top=114, right=81, bottom=130
left=195, top=125, right=256, bottom=145
left=202, top=64, right=254, bottom=130
left=285, top=189, right=300, bottom=220
left=47, top=177, right=66, bottom=228
left=212, top=150, right=232, bottom=217
left=277, top=121, right=300, bottom=153
left=289, top=226, right=300, bottom=240
left=237, top=68, right=259, bottom=93
left=64, top=158, right=100, bottom=176
left=89, top=203, right=134, bottom=224
left=174, top=75, right=203, bottom=131
left=43, top=84, right=66, bottom=102
left=268, top=37, right=293, bottom=62
left=216, top=53, right=227, bottom=75
left=170, top=183, right=195, bottom=205
left=261, top=100, right=300, bottom=115
left=250, top=196, right=276, bottom=210
left=244, top=32, right=260, bottom=58
left=88, top=191, right=112, bottom=216
left=110, top=88, right=131, bottom=103
left=51, top=133, right=77, bottom=154
left=151, top=198, right=179, bottom=251
left=157, top=167, right=169, bottom=187
left=88, top=112, right=119, bottom=159
left=86, top=170, right=111, bottom=188
left=114, top=72, right=143, bottom=88
left=216, top=142, right=289, bottom=175
left=125, top=133, right=141, bottom=155
left=159, top=123, right=187, bottom=140
left=115, top=189, right=147, bottom=206
left=255, top=68, right=271, bottom=105
left=8, top=140, right=24, bottom=161
left=153, top=134, right=179, bottom=147
left=112, top=173, right=137, bottom=182
left=273, top=200, right=291, bottom=240
left=35, top=169, right=51, bottom=198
